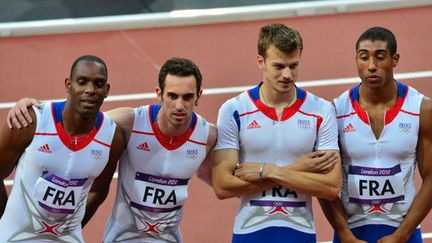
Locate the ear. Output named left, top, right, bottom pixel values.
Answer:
left=156, top=87, right=162, bottom=103
left=392, top=53, right=400, bottom=68
left=195, top=89, right=203, bottom=106
left=257, top=54, right=265, bottom=70
left=65, top=78, right=71, bottom=94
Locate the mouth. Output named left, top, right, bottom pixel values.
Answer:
left=172, top=113, right=186, bottom=121
left=278, top=80, right=293, bottom=85
left=365, top=75, right=381, bottom=82
left=81, top=99, right=98, bottom=108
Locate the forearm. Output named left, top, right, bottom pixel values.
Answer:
left=196, top=149, right=216, bottom=187
left=213, top=149, right=277, bottom=199
left=392, top=177, right=432, bottom=240
left=0, top=181, right=7, bottom=218
left=81, top=191, right=107, bottom=227
left=214, top=174, right=276, bottom=199
left=319, top=198, right=358, bottom=242
left=265, top=163, right=341, bottom=200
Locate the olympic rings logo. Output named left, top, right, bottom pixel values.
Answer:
left=398, top=123, right=411, bottom=133
left=297, top=119, right=311, bottom=130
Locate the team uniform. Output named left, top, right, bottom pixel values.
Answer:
left=0, top=101, right=116, bottom=243
left=215, top=82, right=339, bottom=243
left=334, top=81, right=423, bottom=243
left=103, top=104, right=210, bottom=243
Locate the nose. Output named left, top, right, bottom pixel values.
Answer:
left=367, top=58, right=378, bottom=72
left=282, top=67, right=292, bottom=80
left=174, top=98, right=185, bottom=111
left=85, top=82, right=96, bottom=94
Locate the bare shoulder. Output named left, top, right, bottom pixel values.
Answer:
left=0, top=107, right=36, bottom=157
left=420, top=97, right=432, bottom=122
left=420, top=96, right=432, bottom=134
left=106, top=107, right=135, bottom=132
left=420, top=96, right=432, bottom=112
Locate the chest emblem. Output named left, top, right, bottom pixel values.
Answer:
left=91, top=149, right=102, bottom=160
left=247, top=120, right=261, bottom=129
left=37, top=144, right=52, bottom=154
left=186, top=149, right=198, bottom=160
left=297, top=119, right=311, bottom=130
left=137, top=142, right=151, bottom=152
left=398, top=123, right=411, bottom=133
left=343, top=123, right=356, bottom=133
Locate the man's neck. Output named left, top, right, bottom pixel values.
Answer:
left=62, top=103, right=96, bottom=136
left=359, top=79, right=398, bottom=108
left=260, top=84, right=296, bottom=109
left=156, top=108, right=191, bottom=137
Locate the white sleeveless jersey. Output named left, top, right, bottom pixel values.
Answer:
left=104, top=104, right=210, bottom=243
left=215, top=83, right=339, bottom=234
left=334, top=82, right=423, bottom=229
left=0, top=101, right=116, bottom=243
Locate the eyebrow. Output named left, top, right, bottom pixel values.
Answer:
left=357, top=48, right=388, bottom=53
left=271, top=60, right=299, bottom=66
left=167, top=91, right=195, bottom=96
left=73, top=75, right=107, bottom=81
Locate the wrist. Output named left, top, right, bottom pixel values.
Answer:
left=286, top=160, right=301, bottom=171
left=391, top=228, right=409, bottom=242
left=336, top=228, right=358, bottom=242
left=262, top=163, right=281, bottom=180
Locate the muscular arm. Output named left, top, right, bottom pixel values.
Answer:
left=212, top=149, right=337, bottom=199
left=234, top=150, right=341, bottom=200
left=212, top=148, right=276, bottom=199
left=196, top=123, right=217, bottom=186
left=82, top=125, right=126, bottom=227
left=378, top=97, right=432, bottom=242
left=0, top=108, right=36, bottom=217
left=262, top=150, right=341, bottom=200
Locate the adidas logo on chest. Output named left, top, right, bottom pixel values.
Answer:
left=247, top=120, right=261, bottom=129
left=38, top=144, right=52, bottom=153
left=136, top=142, right=151, bottom=152
left=343, top=123, right=356, bottom=133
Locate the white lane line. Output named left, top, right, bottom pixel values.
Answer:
left=422, top=232, right=432, bottom=238
left=0, top=70, right=431, bottom=110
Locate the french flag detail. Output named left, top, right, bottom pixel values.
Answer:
left=51, top=101, right=104, bottom=151
left=349, top=82, right=409, bottom=125
left=148, top=104, right=200, bottom=150
left=246, top=82, right=306, bottom=121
